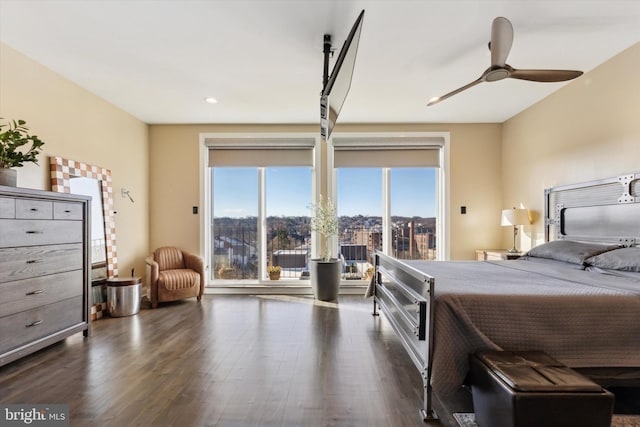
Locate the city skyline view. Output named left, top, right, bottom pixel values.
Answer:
left=213, top=167, right=436, bottom=218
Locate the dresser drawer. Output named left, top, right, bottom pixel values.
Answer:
left=0, top=270, right=83, bottom=318
left=0, top=197, right=15, bottom=218
left=0, top=296, right=84, bottom=354
left=54, top=201, right=84, bottom=220
left=16, top=199, right=53, bottom=219
left=0, top=220, right=83, bottom=248
left=0, top=243, right=83, bottom=283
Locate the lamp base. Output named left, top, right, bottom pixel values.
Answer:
left=508, top=226, right=520, bottom=254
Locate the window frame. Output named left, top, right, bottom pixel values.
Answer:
left=329, top=132, right=449, bottom=261
left=200, top=132, right=321, bottom=286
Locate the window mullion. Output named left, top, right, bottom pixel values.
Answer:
left=258, top=167, right=266, bottom=282
left=382, top=168, right=392, bottom=256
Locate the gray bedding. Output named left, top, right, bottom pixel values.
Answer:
left=402, top=257, right=640, bottom=400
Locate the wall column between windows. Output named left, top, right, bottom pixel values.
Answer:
left=313, top=137, right=335, bottom=260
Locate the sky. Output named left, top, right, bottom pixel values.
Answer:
left=213, top=167, right=436, bottom=218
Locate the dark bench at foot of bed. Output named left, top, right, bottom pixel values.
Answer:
left=469, top=350, right=614, bottom=427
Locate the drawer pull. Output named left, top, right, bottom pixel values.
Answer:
left=30, top=208, right=38, bottom=212
left=25, top=230, right=43, bottom=234
left=26, top=259, right=43, bottom=264
left=26, top=289, right=45, bottom=295
left=26, top=320, right=43, bottom=327
left=64, top=210, right=71, bottom=213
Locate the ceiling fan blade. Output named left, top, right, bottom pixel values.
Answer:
left=509, top=68, right=584, bottom=82
left=490, top=17, right=513, bottom=67
left=427, top=78, right=483, bottom=106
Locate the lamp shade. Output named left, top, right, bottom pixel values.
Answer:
left=501, top=208, right=530, bottom=226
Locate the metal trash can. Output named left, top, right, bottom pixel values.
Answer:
left=106, top=277, right=142, bottom=317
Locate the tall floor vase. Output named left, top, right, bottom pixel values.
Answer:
left=309, top=259, right=341, bottom=302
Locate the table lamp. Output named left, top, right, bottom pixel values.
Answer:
left=501, top=208, right=530, bottom=253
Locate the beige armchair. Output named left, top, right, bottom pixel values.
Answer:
left=145, top=247, right=204, bottom=308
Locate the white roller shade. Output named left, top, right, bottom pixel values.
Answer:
left=206, top=137, right=316, bottom=167
left=332, top=136, right=442, bottom=168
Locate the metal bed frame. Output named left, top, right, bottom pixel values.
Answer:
left=372, top=251, right=436, bottom=420
left=372, top=171, right=640, bottom=422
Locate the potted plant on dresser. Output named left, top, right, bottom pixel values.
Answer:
left=0, top=118, right=45, bottom=187
left=309, top=195, right=341, bottom=301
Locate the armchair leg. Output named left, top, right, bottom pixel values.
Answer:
left=197, top=295, right=202, bottom=303
left=151, top=302, right=158, bottom=309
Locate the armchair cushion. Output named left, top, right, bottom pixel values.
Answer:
left=158, top=269, right=200, bottom=291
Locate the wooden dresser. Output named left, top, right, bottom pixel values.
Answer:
left=0, top=185, right=90, bottom=367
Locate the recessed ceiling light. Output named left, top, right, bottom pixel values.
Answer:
left=204, top=97, right=218, bottom=104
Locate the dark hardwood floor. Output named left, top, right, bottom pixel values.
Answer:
left=0, top=295, right=438, bottom=427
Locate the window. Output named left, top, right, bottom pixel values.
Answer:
left=333, top=134, right=445, bottom=263
left=336, top=167, right=437, bottom=280
left=212, top=167, right=258, bottom=280
left=337, top=168, right=382, bottom=280
left=265, top=168, right=312, bottom=279
left=204, top=134, right=317, bottom=284
left=390, top=168, right=437, bottom=260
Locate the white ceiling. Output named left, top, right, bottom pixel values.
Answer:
left=1, top=0, right=639, bottom=125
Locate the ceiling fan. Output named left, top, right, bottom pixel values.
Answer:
left=427, top=17, right=583, bottom=106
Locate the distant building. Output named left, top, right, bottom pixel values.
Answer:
left=350, top=229, right=381, bottom=262
left=214, top=235, right=256, bottom=265
left=340, top=244, right=367, bottom=261
left=393, top=220, right=436, bottom=260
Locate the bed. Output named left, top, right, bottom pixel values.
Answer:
left=370, top=172, right=640, bottom=425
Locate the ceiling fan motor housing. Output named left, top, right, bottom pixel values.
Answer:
left=484, top=66, right=511, bottom=82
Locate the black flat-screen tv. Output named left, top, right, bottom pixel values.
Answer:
left=320, top=10, right=365, bottom=141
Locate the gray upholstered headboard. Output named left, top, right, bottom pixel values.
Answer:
left=545, top=172, right=640, bottom=246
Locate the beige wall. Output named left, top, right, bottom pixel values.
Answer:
left=0, top=42, right=150, bottom=277
left=149, top=122, right=503, bottom=261
left=502, top=42, right=640, bottom=251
